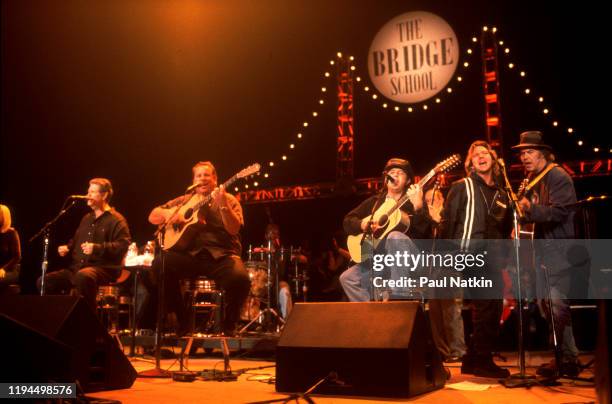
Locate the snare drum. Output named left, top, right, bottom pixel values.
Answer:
left=245, top=260, right=268, bottom=297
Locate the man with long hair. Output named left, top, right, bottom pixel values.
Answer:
left=441, top=141, right=511, bottom=378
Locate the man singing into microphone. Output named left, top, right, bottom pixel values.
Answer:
left=148, top=161, right=250, bottom=336
left=340, top=158, right=431, bottom=301
left=37, top=178, right=131, bottom=310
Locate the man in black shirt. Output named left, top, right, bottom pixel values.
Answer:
left=340, top=158, right=430, bottom=301
left=38, top=178, right=131, bottom=310
left=148, top=161, right=250, bottom=336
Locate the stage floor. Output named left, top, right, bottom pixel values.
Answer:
left=85, top=348, right=596, bottom=404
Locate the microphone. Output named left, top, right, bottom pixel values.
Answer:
left=185, top=183, right=202, bottom=193
left=385, top=174, right=396, bottom=185
left=69, top=195, right=89, bottom=199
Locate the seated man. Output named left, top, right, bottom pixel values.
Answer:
left=148, top=161, right=250, bottom=336
left=340, top=158, right=431, bottom=301
left=38, top=178, right=131, bottom=310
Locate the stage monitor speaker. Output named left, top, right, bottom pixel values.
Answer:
left=0, top=295, right=136, bottom=392
left=276, top=301, right=446, bottom=398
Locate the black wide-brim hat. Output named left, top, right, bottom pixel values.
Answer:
left=511, top=131, right=552, bottom=151
left=383, top=158, right=415, bottom=182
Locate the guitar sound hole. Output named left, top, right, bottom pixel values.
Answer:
left=184, top=208, right=193, bottom=220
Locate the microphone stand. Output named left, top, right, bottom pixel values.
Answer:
left=497, top=159, right=537, bottom=387
left=363, top=177, right=388, bottom=301
left=29, top=198, right=79, bottom=296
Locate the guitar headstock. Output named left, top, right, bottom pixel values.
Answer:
left=236, top=163, right=261, bottom=179
left=434, top=154, right=461, bottom=174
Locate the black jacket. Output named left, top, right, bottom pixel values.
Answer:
left=440, top=172, right=512, bottom=248
left=343, top=194, right=433, bottom=239
left=523, top=164, right=576, bottom=239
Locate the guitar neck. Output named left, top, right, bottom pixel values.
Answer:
left=386, top=169, right=437, bottom=215
left=192, top=175, right=238, bottom=211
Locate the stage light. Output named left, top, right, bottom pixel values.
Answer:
left=543, top=108, right=549, bottom=114
left=254, top=182, right=259, bottom=186
left=447, top=88, right=453, bottom=93
left=472, top=37, right=477, bottom=42
left=423, top=104, right=428, bottom=110
left=245, top=184, right=249, bottom=189
left=457, top=76, right=463, bottom=81
left=321, top=87, right=327, bottom=92
left=467, top=49, right=473, bottom=54
left=329, top=60, right=335, bottom=65
left=520, top=71, right=526, bottom=77
left=538, top=97, right=544, bottom=102
left=435, top=98, right=441, bottom=103
left=312, top=112, right=318, bottom=117
left=407, top=107, right=413, bottom=112
left=463, top=62, right=469, bottom=67
left=483, top=26, right=489, bottom=31
left=382, top=103, right=388, bottom=108
left=553, top=121, right=558, bottom=127
left=492, top=27, right=497, bottom=33
left=349, top=56, right=354, bottom=61
left=324, top=72, right=330, bottom=77
left=234, top=187, right=239, bottom=192
left=578, top=140, right=583, bottom=146
left=568, top=128, right=574, bottom=133
left=337, top=52, right=342, bottom=58
left=508, top=63, right=514, bottom=69
left=319, top=99, right=324, bottom=104
left=499, top=40, right=504, bottom=46
left=282, top=155, right=287, bottom=160
left=264, top=173, right=269, bottom=178
left=356, top=77, right=361, bottom=82
left=505, top=48, right=510, bottom=54
left=350, top=66, right=355, bottom=71
left=524, top=88, right=530, bottom=94
left=372, top=94, right=378, bottom=99
left=303, top=122, right=309, bottom=127
left=290, top=144, right=295, bottom=149
left=297, top=133, right=302, bottom=138
left=269, top=162, right=274, bottom=167
left=364, top=86, right=369, bottom=91
left=594, top=147, right=600, bottom=152
left=394, top=106, right=399, bottom=111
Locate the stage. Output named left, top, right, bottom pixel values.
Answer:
left=84, top=349, right=596, bottom=404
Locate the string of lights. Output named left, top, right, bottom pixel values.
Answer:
left=481, top=25, right=610, bottom=154
left=236, top=29, right=608, bottom=192
left=235, top=52, right=348, bottom=192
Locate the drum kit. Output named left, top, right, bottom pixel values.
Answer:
left=239, top=244, right=309, bottom=332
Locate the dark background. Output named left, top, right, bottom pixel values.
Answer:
left=2, top=0, right=608, bottom=291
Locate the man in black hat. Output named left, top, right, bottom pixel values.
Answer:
left=513, top=130, right=581, bottom=377
left=340, top=158, right=431, bottom=301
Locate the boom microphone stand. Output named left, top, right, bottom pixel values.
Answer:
left=29, top=197, right=81, bottom=295
left=497, top=159, right=537, bottom=387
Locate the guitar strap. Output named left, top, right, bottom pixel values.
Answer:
left=524, top=163, right=557, bottom=193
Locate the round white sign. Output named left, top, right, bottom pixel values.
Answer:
left=368, top=11, right=459, bottom=104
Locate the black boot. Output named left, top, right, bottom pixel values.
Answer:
left=467, top=354, right=510, bottom=378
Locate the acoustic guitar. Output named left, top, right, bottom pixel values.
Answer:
left=160, top=163, right=260, bottom=251
left=347, top=154, right=461, bottom=263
